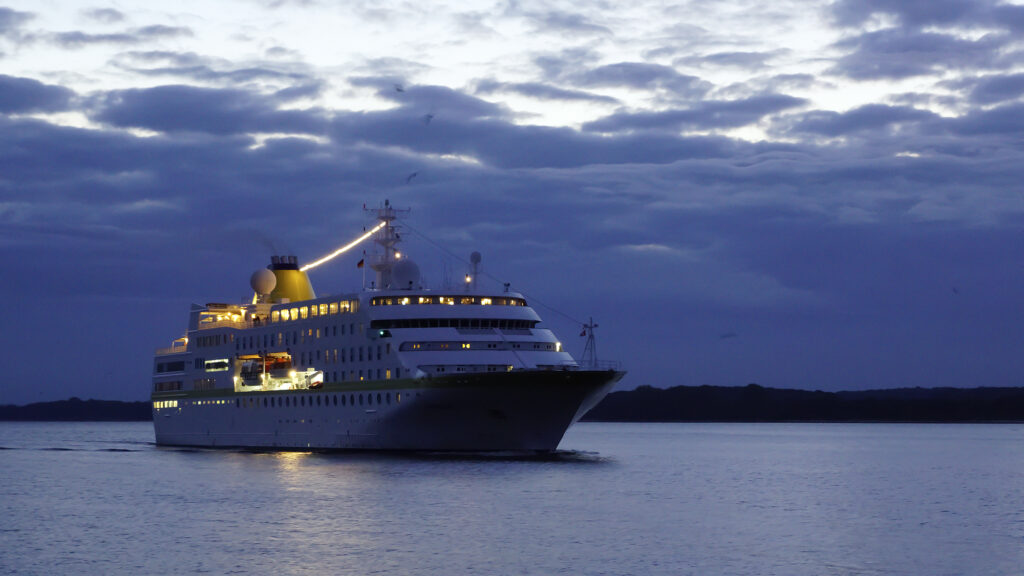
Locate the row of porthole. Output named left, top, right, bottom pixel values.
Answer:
left=235, top=392, right=400, bottom=409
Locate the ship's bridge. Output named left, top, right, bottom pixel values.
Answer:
left=367, top=292, right=542, bottom=326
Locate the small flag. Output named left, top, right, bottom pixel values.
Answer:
left=357, top=259, right=364, bottom=268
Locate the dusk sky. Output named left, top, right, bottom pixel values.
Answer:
left=2, top=0, right=1024, bottom=405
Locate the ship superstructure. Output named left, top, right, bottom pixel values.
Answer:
left=151, top=202, right=624, bottom=451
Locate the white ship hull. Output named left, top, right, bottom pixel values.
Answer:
left=153, top=370, right=624, bottom=451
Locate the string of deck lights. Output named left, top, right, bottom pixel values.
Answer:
left=299, top=222, right=387, bottom=272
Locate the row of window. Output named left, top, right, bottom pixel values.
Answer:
left=197, top=334, right=229, bottom=348
left=370, top=318, right=537, bottom=330
left=270, top=300, right=359, bottom=323
left=154, top=381, right=183, bottom=392
left=236, top=324, right=363, bottom=352
left=401, top=341, right=561, bottom=352
left=155, top=361, right=185, bottom=373
left=237, top=391, right=401, bottom=409
left=153, top=392, right=404, bottom=411
left=371, top=295, right=527, bottom=307
left=420, top=364, right=515, bottom=373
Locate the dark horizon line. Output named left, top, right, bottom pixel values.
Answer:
left=4, top=383, right=1024, bottom=422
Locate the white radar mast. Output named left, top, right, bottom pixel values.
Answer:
left=365, top=199, right=410, bottom=289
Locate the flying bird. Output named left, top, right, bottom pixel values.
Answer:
left=405, top=172, right=418, bottom=184
left=422, top=113, right=434, bottom=125
left=394, top=84, right=405, bottom=92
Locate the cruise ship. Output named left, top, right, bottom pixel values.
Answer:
left=151, top=202, right=624, bottom=451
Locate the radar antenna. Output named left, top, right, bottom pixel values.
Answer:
left=365, top=199, right=410, bottom=289
left=581, top=317, right=600, bottom=369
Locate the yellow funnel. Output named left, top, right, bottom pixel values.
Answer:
left=267, top=255, right=316, bottom=303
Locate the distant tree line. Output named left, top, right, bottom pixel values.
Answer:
left=0, top=398, right=151, bottom=421
left=582, top=384, right=1024, bottom=422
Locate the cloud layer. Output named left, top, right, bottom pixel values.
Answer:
left=2, top=0, right=1023, bottom=404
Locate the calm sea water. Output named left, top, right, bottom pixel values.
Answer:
left=1, top=422, right=1022, bottom=575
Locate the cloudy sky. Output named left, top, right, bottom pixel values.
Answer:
left=2, top=0, right=1024, bottom=405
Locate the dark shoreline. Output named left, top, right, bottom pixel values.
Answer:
left=4, top=384, right=1024, bottom=422
left=580, top=384, right=1024, bottom=423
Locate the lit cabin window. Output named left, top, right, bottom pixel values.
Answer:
left=320, top=304, right=328, bottom=316
left=300, top=306, right=308, bottom=319
left=272, top=310, right=280, bottom=322
left=399, top=297, right=410, bottom=305
left=310, top=305, right=318, bottom=317
left=289, top=308, right=298, bottom=321
left=340, top=301, right=350, bottom=313
left=280, top=309, right=290, bottom=321
left=329, top=302, right=339, bottom=314
left=419, top=296, right=433, bottom=304
left=460, top=297, right=474, bottom=304
left=480, top=298, right=492, bottom=305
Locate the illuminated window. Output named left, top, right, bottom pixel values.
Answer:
left=397, top=393, right=401, bottom=403
left=300, top=307, right=308, bottom=319
left=289, top=308, right=298, bottom=321
left=418, top=296, right=433, bottom=304
left=340, top=301, right=350, bottom=313
left=310, top=305, right=318, bottom=317
left=281, top=309, right=290, bottom=321
left=320, top=304, right=328, bottom=315
left=272, top=310, right=280, bottom=322
left=386, top=369, right=391, bottom=379
left=400, top=297, right=410, bottom=305
left=461, top=297, right=474, bottom=304
left=329, top=302, right=339, bottom=314
left=480, top=298, right=492, bottom=305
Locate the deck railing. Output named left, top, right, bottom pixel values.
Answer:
left=155, top=344, right=190, bottom=356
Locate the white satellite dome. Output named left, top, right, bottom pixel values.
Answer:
left=250, top=268, right=277, bottom=295
left=391, top=259, right=421, bottom=289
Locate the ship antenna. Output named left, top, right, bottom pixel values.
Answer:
left=364, top=199, right=410, bottom=289
left=581, top=317, right=599, bottom=369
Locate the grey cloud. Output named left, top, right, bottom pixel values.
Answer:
left=518, top=9, right=612, bottom=36
left=830, top=28, right=1010, bottom=80
left=0, top=74, right=75, bottom=113
left=533, top=47, right=603, bottom=81
left=832, top=0, right=986, bottom=28
left=51, top=24, right=192, bottom=48
left=474, top=79, right=619, bottom=104
left=351, top=78, right=510, bottom=120
left=111, top=50, right=315, bottom=87
left=331, top=105, right=741, bottom=169
left=968, top=73, right=1024, bottom=104
left=674, top=50, right=784, bottom=70
left=90, top=84, right=325, bottom=135
left=583, top=94, right=806, bottom=133
left=832, top=0, right=1024, bottom=34
left=787, top=104, right=939, bottom=137
left=83, top=8, right=125, bottom=23
left=0, top=6, right=33, bottom=37
left=575, top=62, right=712, bottom=97
left=948, top=102, right=1024, bottom=136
